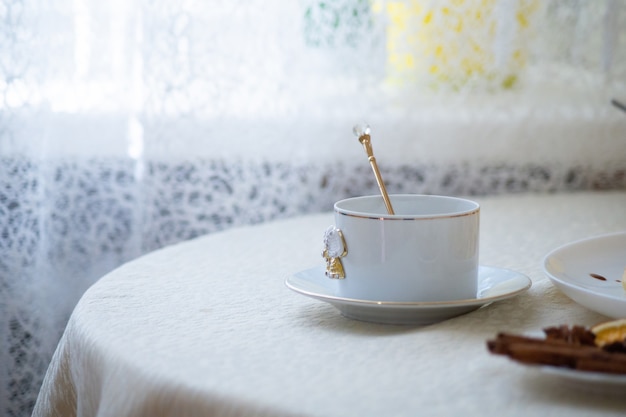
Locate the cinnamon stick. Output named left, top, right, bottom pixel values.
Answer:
left=487, top=332, right=626, bottom=375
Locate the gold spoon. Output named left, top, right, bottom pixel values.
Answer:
left=353, top=124, right=395, bottom=215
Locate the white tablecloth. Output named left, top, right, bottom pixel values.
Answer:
left=34, top=192, right=626, bottom=417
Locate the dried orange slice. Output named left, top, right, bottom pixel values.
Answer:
left=591, top=318, right=626, bottom=347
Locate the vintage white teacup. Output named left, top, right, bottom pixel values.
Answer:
left=322, top=194, right=480, bottom=302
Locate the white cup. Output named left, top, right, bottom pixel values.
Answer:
left=322, top=194, right=480, bottom=302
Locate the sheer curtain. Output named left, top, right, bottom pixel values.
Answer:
left=1, top=1, right=625, bottom=415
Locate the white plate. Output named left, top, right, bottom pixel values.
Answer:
left=285, top=265, right=531, bottom=325
left=543, top=232, right=626, bottom=318
left=523, top=364, right=626, bottom=395
left=538, top=366, right=626, bottom=393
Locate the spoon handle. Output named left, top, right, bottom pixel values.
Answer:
left=611, top=99, right=626, bottom=113
left=355, top=126, right=395, bottom=215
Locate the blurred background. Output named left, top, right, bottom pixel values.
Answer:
left=1, top=0, right=625, bottom=415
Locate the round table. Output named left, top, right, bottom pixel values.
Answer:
left=34, top=192, right=626, bottom=417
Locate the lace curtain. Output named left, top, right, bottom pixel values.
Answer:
left=1, top=1, right=625, bottom=415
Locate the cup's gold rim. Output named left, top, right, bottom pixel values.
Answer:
left=334, top=194, right=480, bottom=221
left=336, top=208, right=479, bottom=221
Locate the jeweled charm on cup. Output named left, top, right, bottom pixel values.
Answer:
left=322, top=225, right=348, bottom=279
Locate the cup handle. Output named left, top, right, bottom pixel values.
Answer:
left=322, top=225, right=348, bottom=279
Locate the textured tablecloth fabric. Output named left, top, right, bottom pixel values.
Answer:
left=33, top=192, right=626, bottom=417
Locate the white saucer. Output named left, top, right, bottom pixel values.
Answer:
left=285, top=265, right=531, bottom=325
left=543, top=231, right=626, bottom=318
